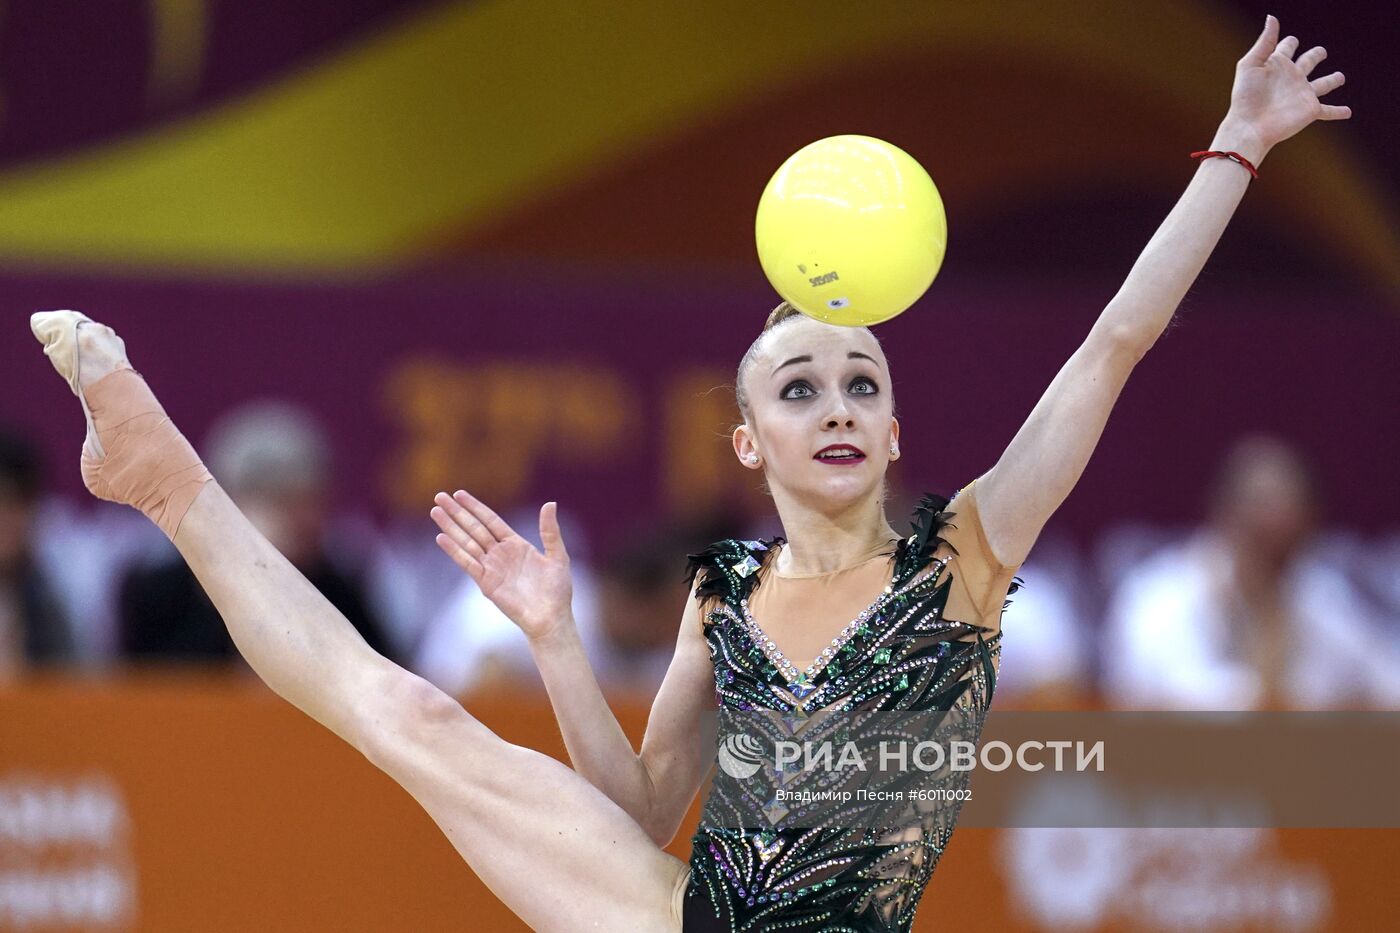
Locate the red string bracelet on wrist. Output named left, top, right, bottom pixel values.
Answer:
left=1190, top=149, right=1259, bottom=179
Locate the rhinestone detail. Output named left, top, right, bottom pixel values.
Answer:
left=733, top=556, right=949, bottom=690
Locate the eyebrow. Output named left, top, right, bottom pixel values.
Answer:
left=771, top=351, right=880, bottom=376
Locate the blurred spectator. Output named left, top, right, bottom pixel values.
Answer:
left=994, top=540, right=1092, bottom=708
left=417, top=517, right=728, bottom=700
left=0, top=428, right=76, bottom=677
left=1104, top=434, right=1400, bottom=710
left=117, top=401, right=397, bottom=664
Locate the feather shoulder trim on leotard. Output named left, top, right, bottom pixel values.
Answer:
left=893, top=491, right=960, bottom=585
left=683, top=536, right=785, bottom=607
left=900, top=490, right=1027, bottom=598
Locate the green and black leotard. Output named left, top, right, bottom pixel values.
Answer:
left=681, top=480, right=1022, bottom=932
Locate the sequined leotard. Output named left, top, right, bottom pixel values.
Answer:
left=681, top=481, right=1022, bottom=932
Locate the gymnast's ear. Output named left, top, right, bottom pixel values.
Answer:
left=733, top=423, right=763, bottom=470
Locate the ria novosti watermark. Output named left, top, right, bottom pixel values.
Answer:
left=701, top=711, right=1400, bottom=830
left=715, top=709, right=1101, bottom=782
left=763, top=736, right=1104, bottom=776
left=719, top=732, right=1104, bottom=779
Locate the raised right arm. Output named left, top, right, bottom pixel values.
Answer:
left=430, top=489, right=714, bottom=845
left=528, top=589, right=715, bottom=845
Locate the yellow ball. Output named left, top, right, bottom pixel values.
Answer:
left=756, top=135, right=947, bottom=327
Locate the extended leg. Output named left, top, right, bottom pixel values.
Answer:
left=30, top=312, right=690, bottom=932
left=179, top=484, right=690, bottom=931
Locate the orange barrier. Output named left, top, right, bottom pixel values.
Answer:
left=2, top=675, right=1396, bottom=931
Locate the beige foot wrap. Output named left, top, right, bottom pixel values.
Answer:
left=79, top=369, right=213, bottom=540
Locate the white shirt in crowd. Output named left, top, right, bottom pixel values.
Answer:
left=1103, top=531, right=1400, bottom=711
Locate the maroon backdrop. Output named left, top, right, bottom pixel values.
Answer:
left=3, top=269, right=1395, bottom=551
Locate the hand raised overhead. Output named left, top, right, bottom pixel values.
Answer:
left=1228, top=15, right=1350, bottom=156
left=431, top=490, right=573, bottom=642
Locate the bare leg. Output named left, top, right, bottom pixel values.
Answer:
left=31, top=313, right=690, bottom=932
left=177, top=486, right=690, bottom=930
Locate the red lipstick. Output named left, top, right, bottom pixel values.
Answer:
left=813, top=444, right=866, bottom=465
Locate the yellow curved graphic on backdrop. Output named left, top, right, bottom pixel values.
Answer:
left=0, top=0, right=1393, bottom=296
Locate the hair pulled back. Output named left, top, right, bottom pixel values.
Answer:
left=734, top=302, right=891, bottom=423
left=734, top=301, right=804, bottom=422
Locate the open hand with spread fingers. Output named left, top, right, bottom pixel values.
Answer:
left=1225, top=14, right=1351, bottom=161
left=431, top=490, right=574, bottom=642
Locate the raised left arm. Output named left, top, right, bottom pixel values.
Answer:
left=976, top=15, right=1349, bottom=568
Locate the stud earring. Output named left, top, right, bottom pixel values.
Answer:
left=747, top=454, right=760, bottom=465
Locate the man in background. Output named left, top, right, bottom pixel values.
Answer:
left=0, top=428, right=76, bottom=678
left=1104, top=433, right=1400, bottom=710
left=118, top=401, right=396, bottom=664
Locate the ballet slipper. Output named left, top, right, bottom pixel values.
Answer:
left=30, top=311, right=212, bottom=540
left=29, top=310, right=126, bottom=458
